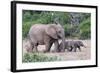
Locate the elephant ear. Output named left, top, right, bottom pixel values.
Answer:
left=46, top=25, right=58, bottom=39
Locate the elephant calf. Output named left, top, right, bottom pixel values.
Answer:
left=59, top=40, right=86, bottom=52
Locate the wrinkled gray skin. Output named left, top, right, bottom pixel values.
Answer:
left=58, top=41, right=74, bottom=52
left=69, top=41, right=86, bottom=52
left=28, top=24, right=65, bottom=53
left=59, top=41, right=86, bottom=52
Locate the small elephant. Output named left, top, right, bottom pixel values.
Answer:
left=70, top=41, right=86, bottom=52
left=59, top=40, right=86, bottom=52
left=58, top=40, right=74, bottom=52
left=28, top=23, right=65, bottom=53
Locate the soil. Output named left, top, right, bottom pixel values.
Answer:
left=23, top=39, right=91, bottom=61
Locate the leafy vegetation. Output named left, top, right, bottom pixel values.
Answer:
left=22, top=10, right=91, bottom=39
left=79, top=17, right=91, bottom=39
left=23, top=53, right=61, bottom=62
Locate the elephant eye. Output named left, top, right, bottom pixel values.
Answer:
left=58, top=31, right=61, bottom=33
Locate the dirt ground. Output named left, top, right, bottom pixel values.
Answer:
left=23, top=39, right=91, bottom=61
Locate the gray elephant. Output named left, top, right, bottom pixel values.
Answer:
left=58, top=40, right=74, bottom=52
left=59, top=40, right=86, bottom=52
left=27, top=23, right=65, bottom=53
left=70, top=41, right=86, bottom=52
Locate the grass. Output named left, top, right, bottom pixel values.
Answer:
left=22, top=53, right=62, bottom=62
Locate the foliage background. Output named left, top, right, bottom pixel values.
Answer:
left=22, top=10, right=91, bottom=39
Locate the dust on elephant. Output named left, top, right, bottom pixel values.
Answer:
left=27, top=23, right=65, bottom=52
left=59, top=40, right=86, bottom=52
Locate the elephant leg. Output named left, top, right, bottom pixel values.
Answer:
left=69, top=46, right=73, bottom=52
left=78, top=46, right=81, bottom=51
left=33, top=43, right=38, bottom=52
left=26, top=43, right=34, bottom=53
left=74, top=47, right=77, bottom=52
left=54, top=40, right=60, bottom=52
left=67, top=48, right=70, bottom=52
left=26, top=48, right=33, bottom=53
left=44, top=42, right=53, bottom=52
left=67, top=47, right=70, bottom=52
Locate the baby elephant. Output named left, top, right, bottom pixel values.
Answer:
left=69, top=41, right=86, bottom=52
left=59, top=40, right=86, bottom=52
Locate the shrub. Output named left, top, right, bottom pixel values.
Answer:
left=23, top=53, right=61, bottom=62
left=22, top=10, right=91, bottom=39
left=79, top=17, right=91, bottom=39
left=22, top=22, right=32, bottom=38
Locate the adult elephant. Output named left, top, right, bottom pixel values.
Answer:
left=28, top=23, right=65, bottom=53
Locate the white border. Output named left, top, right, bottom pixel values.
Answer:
left=16, top=4, right=96, bottom=70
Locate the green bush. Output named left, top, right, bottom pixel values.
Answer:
left=22, top=22, right=32, bottom=38
left=23, top=53, right=61, bottom=62
left=22, top=10, right=91, bottom=39
left=79, top=17, right=91, bottom=39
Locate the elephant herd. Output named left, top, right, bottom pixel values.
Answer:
left=25, top=23, right=86, bottom=53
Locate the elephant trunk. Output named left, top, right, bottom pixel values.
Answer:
left=83, top=45, right=86, bottom=48
left=61, top=35, right=65, bottom=52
